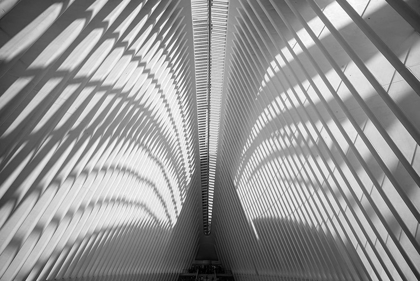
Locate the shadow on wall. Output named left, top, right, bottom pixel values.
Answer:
left=214, top=0, right=420, bottom=280
left=34, top=176, right=202, bottom=281
left=214, top=177, right=366, bottom=281
left=0, top=0, right=199, bottom=280
left=253, top=217, right=365, bottom=280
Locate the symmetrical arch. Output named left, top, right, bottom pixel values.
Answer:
left=0, top=0, right=420, bottom=281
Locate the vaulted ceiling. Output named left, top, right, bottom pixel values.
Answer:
left=0, top=0, right=419, bottom=280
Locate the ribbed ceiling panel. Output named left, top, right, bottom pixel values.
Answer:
left=212, top=0, right=420, bottom=280
left=0, top=0, right=201, bottom=280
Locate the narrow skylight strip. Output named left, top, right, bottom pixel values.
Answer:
left=207, top=0, right=229, bottom=234
left=191, top=0, right=211, bottom=234
left=191, top=0, right=228, bottom=235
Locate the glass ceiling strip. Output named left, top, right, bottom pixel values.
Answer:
left=192, top=0, right=228, bottom=235
left=207, top=0, right=229, bottom=234
left=191, top=0, right=211, bottom=234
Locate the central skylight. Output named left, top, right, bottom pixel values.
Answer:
left=191, top=0, right=229, bottom=235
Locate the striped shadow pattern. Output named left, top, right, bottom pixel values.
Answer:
left=0, top=0, right=201, bottom=280
left=212, top=0, right=420, bottom=280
